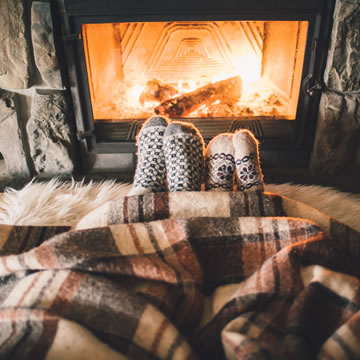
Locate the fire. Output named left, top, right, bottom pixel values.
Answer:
left=128, top=84, right=144, bottom=102
left=234, top=55, right=262, bottom=94
left=90, top=74, right=289, bottom=120
left=82, top=20, right=308, bottom=121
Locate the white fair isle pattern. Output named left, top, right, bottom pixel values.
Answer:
left=164, top=134, right=204, bottom=192
left=206, top=153, right=235, bottom=191
left=132, top=125, right=167, bottom=193
left=236, top=152, right=263, bottom=191
left=233, top=129, right=264, bottom=192
left=205, top=133, right=235, bottom=191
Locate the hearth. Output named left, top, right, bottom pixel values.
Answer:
left=58, top=0, right=334, bottom=174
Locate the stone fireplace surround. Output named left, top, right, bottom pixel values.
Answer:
left=0, top=0, right=359, bottom=182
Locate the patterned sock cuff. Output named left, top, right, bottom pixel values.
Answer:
left=163, top=122, right=204, bottom=192
left=130, top=116, right=169, bottom=195
left=205, top=133, right=235, bottom=191
left=233, top=129, right=264, bottom=192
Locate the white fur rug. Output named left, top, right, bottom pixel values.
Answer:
left=0, top=178, right=359, bottom=231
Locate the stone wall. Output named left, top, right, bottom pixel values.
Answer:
left=0, top=0, right=77, bottom=178
left=311, top=0, right=360, bottom=173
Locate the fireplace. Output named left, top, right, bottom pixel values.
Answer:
left=58, top=0, right=334, bottom=174
left=7, top=0, right=360, bottom=182
left=82, top=21, right=306, bottom=122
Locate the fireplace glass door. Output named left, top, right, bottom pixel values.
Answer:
left=82, top=21, right=308, bottom=123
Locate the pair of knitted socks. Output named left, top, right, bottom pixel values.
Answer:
left=128, top=116, right=204, bottom=195
left=128, top=116, right=263, bottom=195
left=205, top=131, right=263, bottom=192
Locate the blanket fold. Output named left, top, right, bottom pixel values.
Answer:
left=0, top=192, right=360, bottom=360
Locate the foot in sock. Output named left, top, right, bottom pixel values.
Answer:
left=128, top=116, right=169, bottom=196
left=163, top=122, right=204, bottom=192
left=233, top=129, right=264, bottom=192
left=205, top=133, right=235, bottom=191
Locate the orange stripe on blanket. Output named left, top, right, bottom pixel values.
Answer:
left=1, top=256, right=12, bottom=274
left=16, top=272, right=43, bottom=306
left=49, top=271, right=86, bottom=315
left=28, top=312, right=59, bottom=359
left=128, top=223, right=145, bottom=254
left=151, top=318, right=170, bottom=354
left=35, top=243, right=61, bottom=269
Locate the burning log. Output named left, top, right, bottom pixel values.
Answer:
left=194, top=103, right=233, bottom=117
left=154, top=76, right=242, bottom=118
left=139, top=79, right=178, bottom=105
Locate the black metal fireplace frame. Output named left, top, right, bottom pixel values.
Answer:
left=56, top=0, right=334, bottom=174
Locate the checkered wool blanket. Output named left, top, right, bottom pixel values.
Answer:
left=0, top=191, right=359, bottom=360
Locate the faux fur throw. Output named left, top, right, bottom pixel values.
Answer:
left=0, top=191, right=360, bottom=359
left=0, top=178, right=359, bottom=231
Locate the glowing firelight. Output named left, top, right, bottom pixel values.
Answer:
left=234, top=55, right=262, bottom=94
left=128, top=84, right=144, bottom=103
left=177, top=80, right=198, bottom=95
left=82, top=20, right=308, bottom=120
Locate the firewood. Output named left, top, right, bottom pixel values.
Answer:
left=193, top=103, right=233, bottom=117
left=139, top=79, right=178, bottom=105
left=154, top=76, right=242, bottom=118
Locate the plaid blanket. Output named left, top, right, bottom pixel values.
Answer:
left=0, top=191, right=359, bottom=360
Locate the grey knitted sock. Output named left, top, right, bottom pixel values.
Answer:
left=128, top=116, right=169, bottom=195
left=163, top=122, right=204, bottom=192
left=233, top=129, right=264, bottom=192
left=205, top=133, right=235, bottom=191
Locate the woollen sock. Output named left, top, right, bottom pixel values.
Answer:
left=128, top=116, right=169, bottom=196
left=233, top=129, right=264, bottom=192
left=205, top=133, right=235, bottom=191
left=163, top=122, right=205, bottom=192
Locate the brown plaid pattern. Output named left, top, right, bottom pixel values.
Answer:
left=77, top=191, right=287, bottom=229
left=0, top=192, right=360, bottom=359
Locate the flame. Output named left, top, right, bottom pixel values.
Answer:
left=128, top=84, right=144, bottom=101
left=234, top=54, right=262, bottom=94
left=83, top=20, right=307, bottom=121
left=177, top=79, right=198, bottom=95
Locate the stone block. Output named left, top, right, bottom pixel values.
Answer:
left=27, top=91, right=76, bottom=175
left=0, top=0, right=32, bottom=89
left=311, top=92, right=360, bottom=173
left=0, top=91, right=31, bottom=176
left=325, top=0, right=360, bottom=91
left=31, top=2, right=63, bottom=88
left=311, top=0, right=360, bottom=173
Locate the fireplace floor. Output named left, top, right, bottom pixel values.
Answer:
left=264, top=168, right=360, bottom=194
left=1, top=158, right=359, bottom=194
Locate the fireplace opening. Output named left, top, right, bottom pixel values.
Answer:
left=60, top=0, right=334, bottom=174
left=82, top=21, right=308, bottom=122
